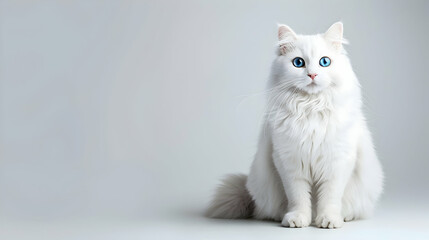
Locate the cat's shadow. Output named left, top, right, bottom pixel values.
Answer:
left=180, top=208, right=352, bottom=229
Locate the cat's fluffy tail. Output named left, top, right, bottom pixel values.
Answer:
left=206, top=174, right=254, bottom=219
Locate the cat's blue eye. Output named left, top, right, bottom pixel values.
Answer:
left=319, top=56, right=331, bottom=67
left=292, top=57, right=305, bottom=68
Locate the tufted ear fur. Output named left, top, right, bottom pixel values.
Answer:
left=323, top=22, right=346, bottom=51
left=278, top=24, right=297, bottom=55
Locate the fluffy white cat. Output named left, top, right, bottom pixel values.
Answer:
left=206, top=22, right=383, bottom=228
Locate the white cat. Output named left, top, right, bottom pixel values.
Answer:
left=206, top=22, right=383, bottom=228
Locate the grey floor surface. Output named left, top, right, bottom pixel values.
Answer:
left=1, top=200, right=428, bottom=240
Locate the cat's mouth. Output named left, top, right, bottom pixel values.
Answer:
left=300, top=81, right=325, bottom=94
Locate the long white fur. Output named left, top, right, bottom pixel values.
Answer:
left=207, top=22, right=383, bottom=229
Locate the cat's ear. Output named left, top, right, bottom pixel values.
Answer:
left=278, top=24, right=297, bottom=55
left=323, top=22, right=345, bottom=51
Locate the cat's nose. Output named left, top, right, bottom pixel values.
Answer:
left=307, top=73, right=318, bottom=80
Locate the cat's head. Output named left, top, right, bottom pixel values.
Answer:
left=272, top=22, right=352, bottom=94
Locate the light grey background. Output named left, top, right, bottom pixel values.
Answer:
left=1, top=0, right=429, bottom=239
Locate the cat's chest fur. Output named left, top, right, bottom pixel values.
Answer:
left=270, top=92, right=344, bottom=174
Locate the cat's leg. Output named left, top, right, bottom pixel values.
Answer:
left=272, top=153, right=312, bottom=228
left=342, top=128, right=383, bottom=221
left=247, top=128, right=287, bottom=222
left=342, top=175, right=369, bottom=222
left=314, top=155, right=355, bottom=228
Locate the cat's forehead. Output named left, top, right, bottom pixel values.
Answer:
left=292, top=35, right=329, bottom=57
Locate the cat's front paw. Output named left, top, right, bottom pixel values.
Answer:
left=281, top=211, right=311, bottom=228
left=315, top=214, right=344, bottom=229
